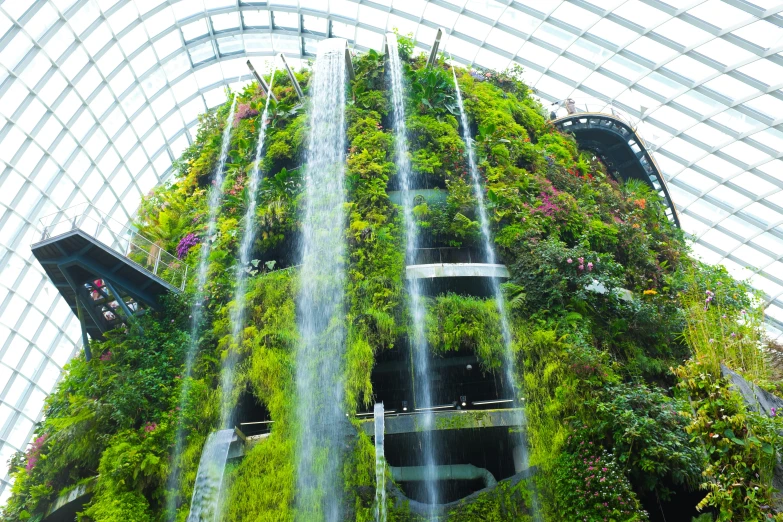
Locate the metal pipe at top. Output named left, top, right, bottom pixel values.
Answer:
left=279, top=53, right=304, bottom=101
left=246, top=60, right=277, bottom=102
left=427, top=28, right=444, bottom=68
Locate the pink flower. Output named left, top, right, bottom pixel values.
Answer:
left=579, top=264, right=585, bottom=271
left=567, top=258, right=573, bottom=264
left=587, top=262, right=593, bottom=271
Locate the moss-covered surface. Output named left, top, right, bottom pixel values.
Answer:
left=3, top=38, right=783, bottom=522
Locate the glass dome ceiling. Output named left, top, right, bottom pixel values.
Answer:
left=0, top=0, right=781, bottom=503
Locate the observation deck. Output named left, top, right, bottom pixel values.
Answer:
left=30, top=204, right=186, bottom=359
left=552, top=111, right=680, bottom=227
left=406, top=247, right=509, bottom=297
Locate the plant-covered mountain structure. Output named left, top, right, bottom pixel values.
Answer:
left=4, top=36, right=782, bottom=522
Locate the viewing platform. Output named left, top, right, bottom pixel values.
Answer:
left=551, top=110, right=680, bottom=227
left=405, top=247, right=510, bottom=280
left=30, top=204, right=186, bottom=359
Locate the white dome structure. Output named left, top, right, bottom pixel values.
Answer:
left=0, top=0, right=781, bottom=503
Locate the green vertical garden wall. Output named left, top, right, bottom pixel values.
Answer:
left=3, top=38, right=783, bottom=522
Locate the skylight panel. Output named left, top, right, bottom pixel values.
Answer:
left=518, top=41, right=557, bottom=68
left=416, top=25, right=438, bottom=49
left=143, top=127, right=164, bottom=158
left=217, top=35, right=246, bottom=57
left=244, top=34, right=273, bottom=53
left=484, top=27, right=523, bottom=54
left=465, top=0, right=505, bottom=21
left=188, top=42, right=215, bottom=65
left=25, top=3, right=59, bottom=40
left=703, top=75, right=759, bottom=102
left=68, top=2, right=100, bottom=37
left=141, top=68, right=167, bottom=98
left=474, top=49, right=510, bottom=71
left=513, top=0, right=561, bottom=16
left=51, top=0, right=78, bottom=15
left=652, top=18, right=712, bottom=49
left=667, top=183, right=699, bottom=207
left=551, top=2, right=601, bottom=31
left=733, top=171, right=779, bottom=197
left=695, top=39, right=755, bottom=69
left=731, top=20, right=782, bottom=50
left=203, top=87, right=226, bottom=109
left=43, top=24, right=75, bottom=61
left=721, top=213, right=762, bottom=238
left=152, top=32, right=183, bottom=60
left=673, top=168, right=716, bottom=193
left=533, top=22, right=577, bottom=50
left=75, top=65, right=102, bottom=98
left=675, top=90, right=727, bottom=118
left=331, top=0, right=359, bottom=19
left=171, top=0, right=203, bottom=21
left=683, top=122, right=732, bottom=147
left=17, top=98, right=47, bottom=136
left=602, top=55, right=648, bottom=82
left=0, top=32, right=33, bottom=71
left=549, top=56, right=591, bottom=83
left=568, top=38, right=612, bottom=65
left=648, top=105, right=698, bottom=132
left=118, top=23, right=145, bottom=55
left=107, top=2, right=137, bottom=34
left=162, top=51, right=190, bottom=81
left=722, top=140, right=772, bottom=166
left=18, top=52, right=51, bottom=89
left=302, top=15, right=327, bottom=35
left=748, top=128, right=783, bottom=153
left=242, top=10, right=270, bottom=29
left=662, top=137, right=705, bottom=163
left=204, top=0, right=234, bottom=8
left=272, top=11, right=299, bottom=30
left=661, top=55, right=717, bottom=84
left=695, top=154, right=742, bottom=180
left=687, top=1, right=755, bottom=32
left=130, top=46, right=156, bottom=76
left=708, top=184, right=751, bottom=209
left=497, top=7, right=539, bottom=36
left=422, top=3, right=459, bottom=30
left=442, top=0, right=467, bottom=8
left=742, top=95, right=783, bottom=122
left=181, top=19, right=209, bottom=41
left=445, top=36, right=479, bottom=62
left=736, top=59, right=783, bottom=88
left=711, top=108, right=764, bottom=134
left=534, top=74, right=573, bottom=101
left=272, top=34, right=300, bottom=54
left=588, top=18, right=638, bottom=48
left=581, top=72, right=627, bottom=98
left=84, top=23, right=112, bottom=56
left=387, top=14, right=417, bottom=38
left=358, top=6, right=387, bottom=30
left=612, top=1, right=669, bottom=30
left=194, top=63, right=221, bottom=90
left=688, top=197, right=730, bottom=223
left=211, top=12, right=240, bottom=32
left=743, top=201, right=780, bottom=226
left=625, top=36, right=678, bottom=65
left=454, top=14, right=491, bottom=42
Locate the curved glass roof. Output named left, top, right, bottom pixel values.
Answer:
left=0, top=0, right=781, bottom=502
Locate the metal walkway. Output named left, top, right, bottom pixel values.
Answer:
left=553, top=113, right=680, bottom=228
left=31, top=204, right=186, bottom=359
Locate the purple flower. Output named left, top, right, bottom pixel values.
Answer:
left=234, top=103, right=259, bottom=124
left=772, top=407, right=776, bottom=417
left=99, top=350, right=112, bottom=361
left=176, top=233, right=200, bottom=259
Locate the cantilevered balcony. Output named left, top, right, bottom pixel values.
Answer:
left=406, top=247, right=510, bottom=297
left=31, top=204, right=186, bottom=359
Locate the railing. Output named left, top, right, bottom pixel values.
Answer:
left=410, top=247, right=499, bottom=265
left=37, top=203, right=188, bottom=290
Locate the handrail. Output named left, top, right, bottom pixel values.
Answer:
left=410, top=247, right=501, bottom=266
left=35, top=203, right=188, bottom=290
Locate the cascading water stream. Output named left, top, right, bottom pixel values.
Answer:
left=220, top=68, right=277, bottom=429
left=186, top=429, right=234, bottom=521
left=374, top=403, right=387, bottom=522
left=167, top=95, right=237, bottom=520
left=451, top=65, right=541, bottom=519
left=387, top=34, right=439, bottom=516
left=295, top=39, right=348, bottom=521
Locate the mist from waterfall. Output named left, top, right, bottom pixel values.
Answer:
left=387, top=34, right=439, bottom=517
left=220, top=68, right=277, bottom=429
left=451, top=66, right=541, bottom=518
left=295, top=39, right=349, bottom=521
left=167, top=95, right=237, bottom=520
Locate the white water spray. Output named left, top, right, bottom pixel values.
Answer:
left=220, top=68, right=277, bottom=428
left=451, top=65, right=541, bottom=518
left=295, top=38, right=349, bottom=521
left=387, top=34, right=439, bottom=516
left=168, top=95, right=237, bottom=520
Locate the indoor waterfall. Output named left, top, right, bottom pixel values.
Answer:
left=220, top=68, right=277, bottom=429
left=295, top=38, right=349, bottom=521
left=387, top=33, right=439, bottom=516
left=186, top=430, right=234, bottom=522
left=168, top=95, right=237, bottom=520
left=374, top=403, right=387, bottom=522
left=452, top=66, right=541, bottom=518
